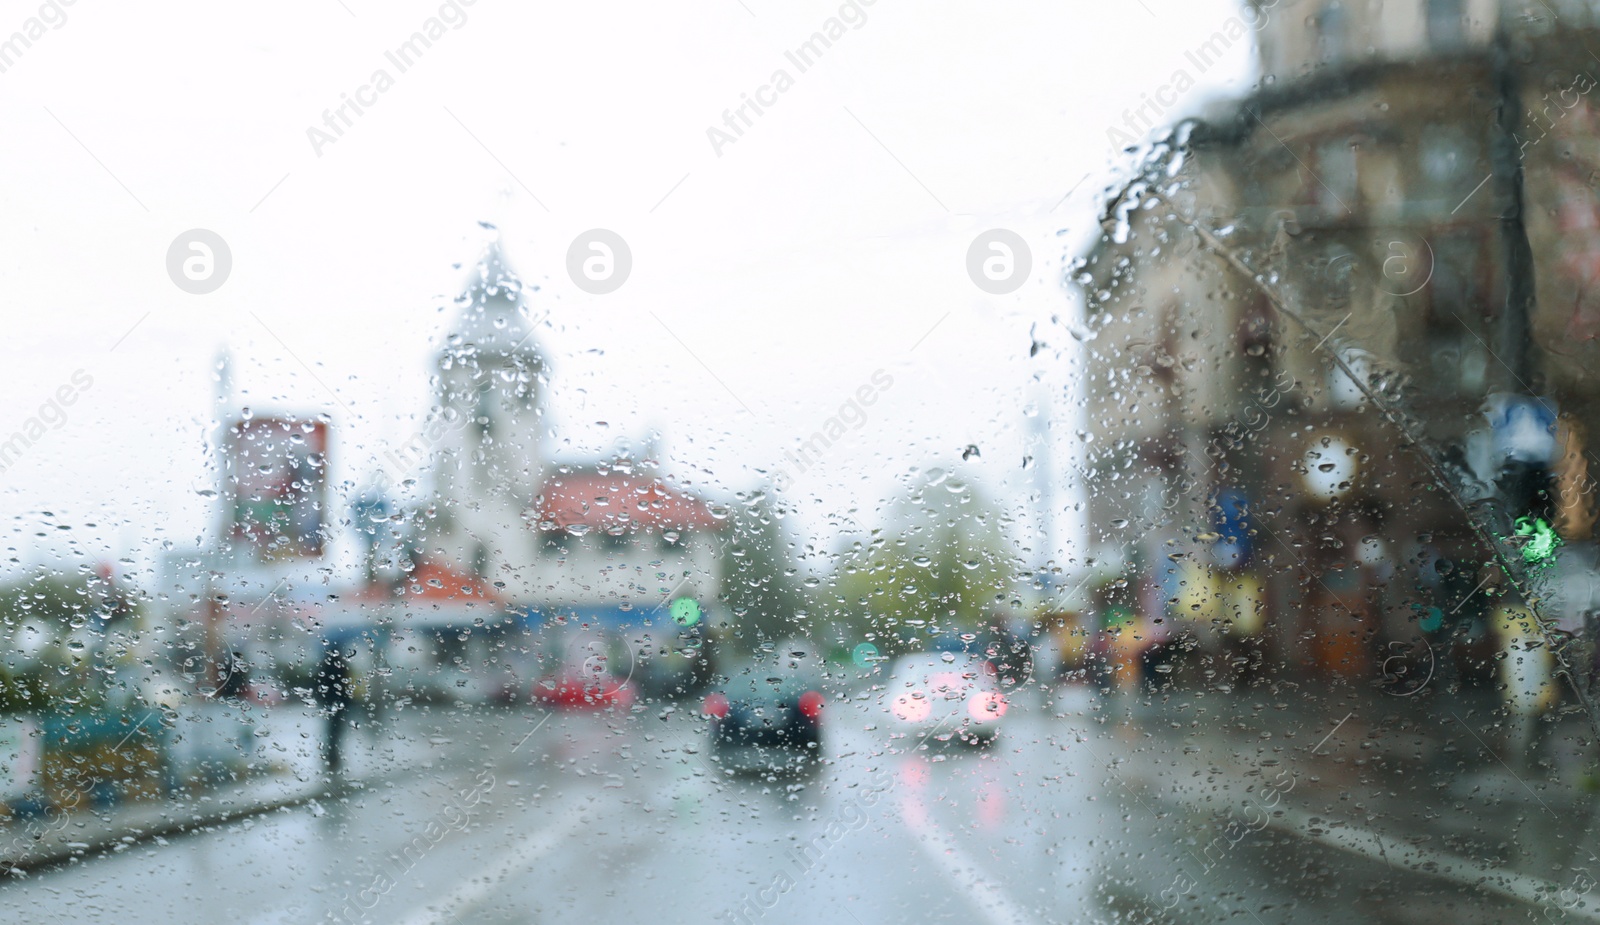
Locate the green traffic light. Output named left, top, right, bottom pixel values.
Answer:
left=1514, top=516, right=1561, bottom=565
left=670, top=597, right=701, bottom=627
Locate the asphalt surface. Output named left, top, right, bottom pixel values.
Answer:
left=0, top=688, right=1575, bottom=924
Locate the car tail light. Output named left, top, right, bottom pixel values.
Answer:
left=967, top=691, right=1007, bottom=722
left=797, top=690, right=824, bottom=721
left=702, top=692, right=729, bottom=719
left=892, top=691, right=931, bottom=723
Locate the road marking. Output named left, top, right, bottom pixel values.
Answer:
left=1152, top=746, right=1597, bottom=920
left=394, top=803, right=588, bottom=925
left=900, top=796, right=1043, bottom=925
left=1266, top=802, right=1600, bottom=920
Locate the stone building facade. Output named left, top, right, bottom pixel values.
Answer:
left=1075, top=0, right=1600, bottom=682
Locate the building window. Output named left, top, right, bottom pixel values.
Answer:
left=1321, top=244, right=1357, bottom=312
left=1426, top=0, right=1466, bottom=51
left=1313, top=138, right=1359, bottom=215
left=1315, top=3, right=1348, bottom=64
left=1419, top=128, right=1476, bottom=203
left=471, top=381, right=495, bottom=444
left=1423, top=232, right=1491, bottom=397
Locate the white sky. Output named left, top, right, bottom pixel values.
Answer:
left=0, top=0, right=1256, bottom=588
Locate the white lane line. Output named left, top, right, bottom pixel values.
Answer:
left=1264, top=803, right=1600, bottom=920
left=899, top=798, right=1044, bottom=925
left=395, top=803, right=589, bottom=925
left=1152, top=753, right=1598, bottom=922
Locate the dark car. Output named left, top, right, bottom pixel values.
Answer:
left=701, top=646, right=826, bottom=774
left=633, top=623, right=718, bottom=700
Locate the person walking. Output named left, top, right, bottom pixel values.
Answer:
left=1493, top=596, right=1557, bottom=771
left=981, top=614, right=1034, bottom=691
left=313, top=646, right=353, bottom=774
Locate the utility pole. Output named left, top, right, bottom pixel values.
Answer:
left=1028, top=385, right=1054, bottom=572
left=1489, top=18, right=1535, bottom=392
left=1487, top=16, right=1550, bottom=543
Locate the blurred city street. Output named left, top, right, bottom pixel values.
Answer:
left=4, top=683, right=1584, bottom=924
left=13, top=1, right=1600, bottom=922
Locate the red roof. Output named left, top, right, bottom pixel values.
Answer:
left=403, top=558, right=502, bottom=603
left=534, top=472, right=724, bottom=533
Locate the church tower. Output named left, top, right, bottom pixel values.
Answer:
left=427, top=241, right=547, bottom=580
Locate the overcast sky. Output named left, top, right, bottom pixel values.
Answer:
left=0, top=0, right=1256, bottom=588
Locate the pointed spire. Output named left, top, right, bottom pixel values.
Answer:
left=471, top=238, right=518, bottom=302
left=440, top=237, right=544, bottom=366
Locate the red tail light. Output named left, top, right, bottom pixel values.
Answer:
left=702, top=692, right=730, bottom=719
left=797, top=690, right=824, bottom=721
left=968, top=691, right=1008, bottom=722
left=893, top=691, right=931, bottom=722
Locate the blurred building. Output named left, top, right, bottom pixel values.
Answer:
left=412, top=243, right=724, bottom=628
left=1075, top=0, right=1600, bottom=683
left=149, top=350, right=334, bottom=691
left=157, top=243, right=725, bottom=700
left=358, top=243, right=726, bottom=699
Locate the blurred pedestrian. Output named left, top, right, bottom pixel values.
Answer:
left=1087, top=579, right=1139, bottom=693
left=214, top=651, right=251, bottom=700
left=1220, top=572, right=1266, bottom=689
left=313, top=646, right=354, bottom=773
left=1493, top=597, right=1557, bottom=769
left=981, top=614, right=1033, bottom=690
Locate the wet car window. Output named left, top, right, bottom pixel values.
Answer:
left=12, top=2, right=1600, bottom=924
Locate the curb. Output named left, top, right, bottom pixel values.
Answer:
left=1, top=778, right=342, bottom=875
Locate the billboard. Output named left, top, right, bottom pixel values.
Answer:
left=225, top=417, right=328, bottom=559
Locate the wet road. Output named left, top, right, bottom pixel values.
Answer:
left=0, top=689, right=1557, bottom=924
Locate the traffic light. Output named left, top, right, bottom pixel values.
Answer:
left=1499, top=459, right=1560, bottom=567
left=670, top=597, right=702, bottom=627
left=1513, top=514, right=1560, bottom=565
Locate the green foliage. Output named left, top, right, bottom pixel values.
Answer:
left=0, top=671, right=50, bottom=715
left=0, top=574, right=97, bottom=627
left=827, top=478, right=1015, bottom=657
left=0, top=570, right=140, bottom=715
left=718, top=495, right=810, bottom=655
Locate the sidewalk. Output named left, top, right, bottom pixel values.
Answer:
left=0, top=702, right=495, bottom=875
left=2, top=769, right=336, bottom=874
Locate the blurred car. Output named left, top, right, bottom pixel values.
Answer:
left=701, top=646, right=826, bottom=774
left=882, top=651, right=1008, bottom=746
left=632, top=623, right=718, bottom=700
left=532, top=668, right=636, bottom=711
left=528, top=630, right=638, bottom=711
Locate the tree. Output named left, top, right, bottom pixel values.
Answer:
left=0, top=569, right=140, bottom=714
left=826, top=476, right=1016, bottom=657
left=718, top=493, right=811, bottom=656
